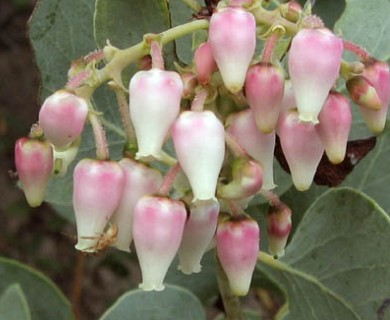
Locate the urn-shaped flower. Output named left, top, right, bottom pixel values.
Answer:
left=209, top=7, right=256, bottom=93
left=133, top=196, right=187, bottom=291
left=172, top=111, right=225, bottom=201
left=129, top=68, right=183, bottom=160
left=15, top=138, right=53, bottom=207
left=217, top=215, right=260, bottom=296
left=288, top=28, right=343, bottom=123
left=73, top=159, right=125, bottom=252
left=39, top=90, right=88, bottom=149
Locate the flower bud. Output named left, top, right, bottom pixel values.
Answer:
left=277, top=110, right=324, bottom=191
left=110, top=158, right=163, bottom=252
left=178, top=199, right=219, bottom=274
left=245, top=63, right=285, bottom=133
left=133, top=196, right=187, bottom=291
left=52, top=137, right=81, bottom=177
left=288, top=28, right=343, bottom=123
left=358, top=60, right=390, bottom=133
left=194, top=42, right=217, bottom=85
left=227, top=109, right=276, bottom=190
left=280, top=0, right=302, bottom=23
left=209, top=7, right=256, bottom=93
left=317, top=92, right=352, bottom=164
left=267, top=203, right=292, bottom=258
left=218, top=157, right=263, bottom=200
left=15, top=138, right=53, bottom=207
left=129, top=68, right=183, bottom=160
left=217, top=215, right=260, bottom=296
left=39, top=90, right=88, bottom=149
left=172, top=111, right=225, bottom=201
left=73, top=159, right=125, bottom=252
left=346, top=76, right=382, bottom=110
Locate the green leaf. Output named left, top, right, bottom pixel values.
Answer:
left=0, top=284, right=31, bottom=320
left=94, top=0, right=171, bottom=49
left=257, top=188, right=390, bottom=319
left=343, top=124, right=390, bottom=213
left=100, top=284, right=206, bottom=320
left=28, top=0, right=97, bottom=99
left=94, top=0, right=176, bottom=69
left=213, top=309, right=263, bottom=320
left=165, top=251, right=219, bottom=302
left=0, top=258, right=73, bottom=320
left=334, top=0, right=390, bottom=61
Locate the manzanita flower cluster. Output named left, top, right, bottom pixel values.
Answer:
left=14, top=0, right=390, bottom=297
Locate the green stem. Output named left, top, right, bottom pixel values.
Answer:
left=250, top=6, right=298, bottom=36
left=97, top=19, right=209, bottom=84
left=216, top=256, right=244, bottom=320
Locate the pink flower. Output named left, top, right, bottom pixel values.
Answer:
left=288, top=28, right=343, bottom=123
left=129, top=68, right=183, bottom=160
left=133, top=196, right=187, bottom=291
left=267, top=203, right=292, bottom=258
left=172, top=111, right=225, bottom=201
left=15, top=137, right=53, bottom=207
left=217, top=216, right=260, bottom=296
left=209, top=7, right=256, bottom=93
left=39, top=90, right=88, bottom=149
left=73, top=159, right=125, bottom=252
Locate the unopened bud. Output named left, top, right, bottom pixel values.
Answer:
left=317, top=92, right=352, bottom=164
left=346, top=76, right=382, bottom=110
left=218, top=157, right=263, bottom=200
left=358, top=60, right=390, bottom=133
left=39, top=91, right=88, bottom=149
left=245, top=63, right=285, bottom=133
left=194, top=42, right=217, bottom=85
left=267, top=203, right=292, bottom=258
left=217, top=215, right=260, bottom=296
left=15, top=138, right=53, bottom=207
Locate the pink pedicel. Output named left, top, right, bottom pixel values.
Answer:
left=346, top=75, right=382, bottom=110
left=358, top=60, right=390, bottom=133
left=172, top=111, right=225, bottom=201
left=178, top=199, right=219, bottom=274
left=194, top=42, right=218, bottom=85
left=227, top=109, right=276, bottom=190
left=73, top=159, right=125, bottom=252
left=15, top=137, right=53, bottom=207
left=277, top=110, right=324, bottom=191
left=317, top=92, right=352, bottom=164
left=245, top=63, right=285, bottom=133
left=217, top=216, right=260, bottom=296
left=110, top=158, right=163, bottom=252
left=267, top=204, right=292, bottom=258
left=129, top=68, right=183, bottom=160
left=38, top=90, right=88, bottom=149
left=288, top=28, right=343, bottom=123
left=218, top=157, right=263, bottom=200
left=209, top=7, right=256, bottom=93
left=133, top=196, right=187, bottom=291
